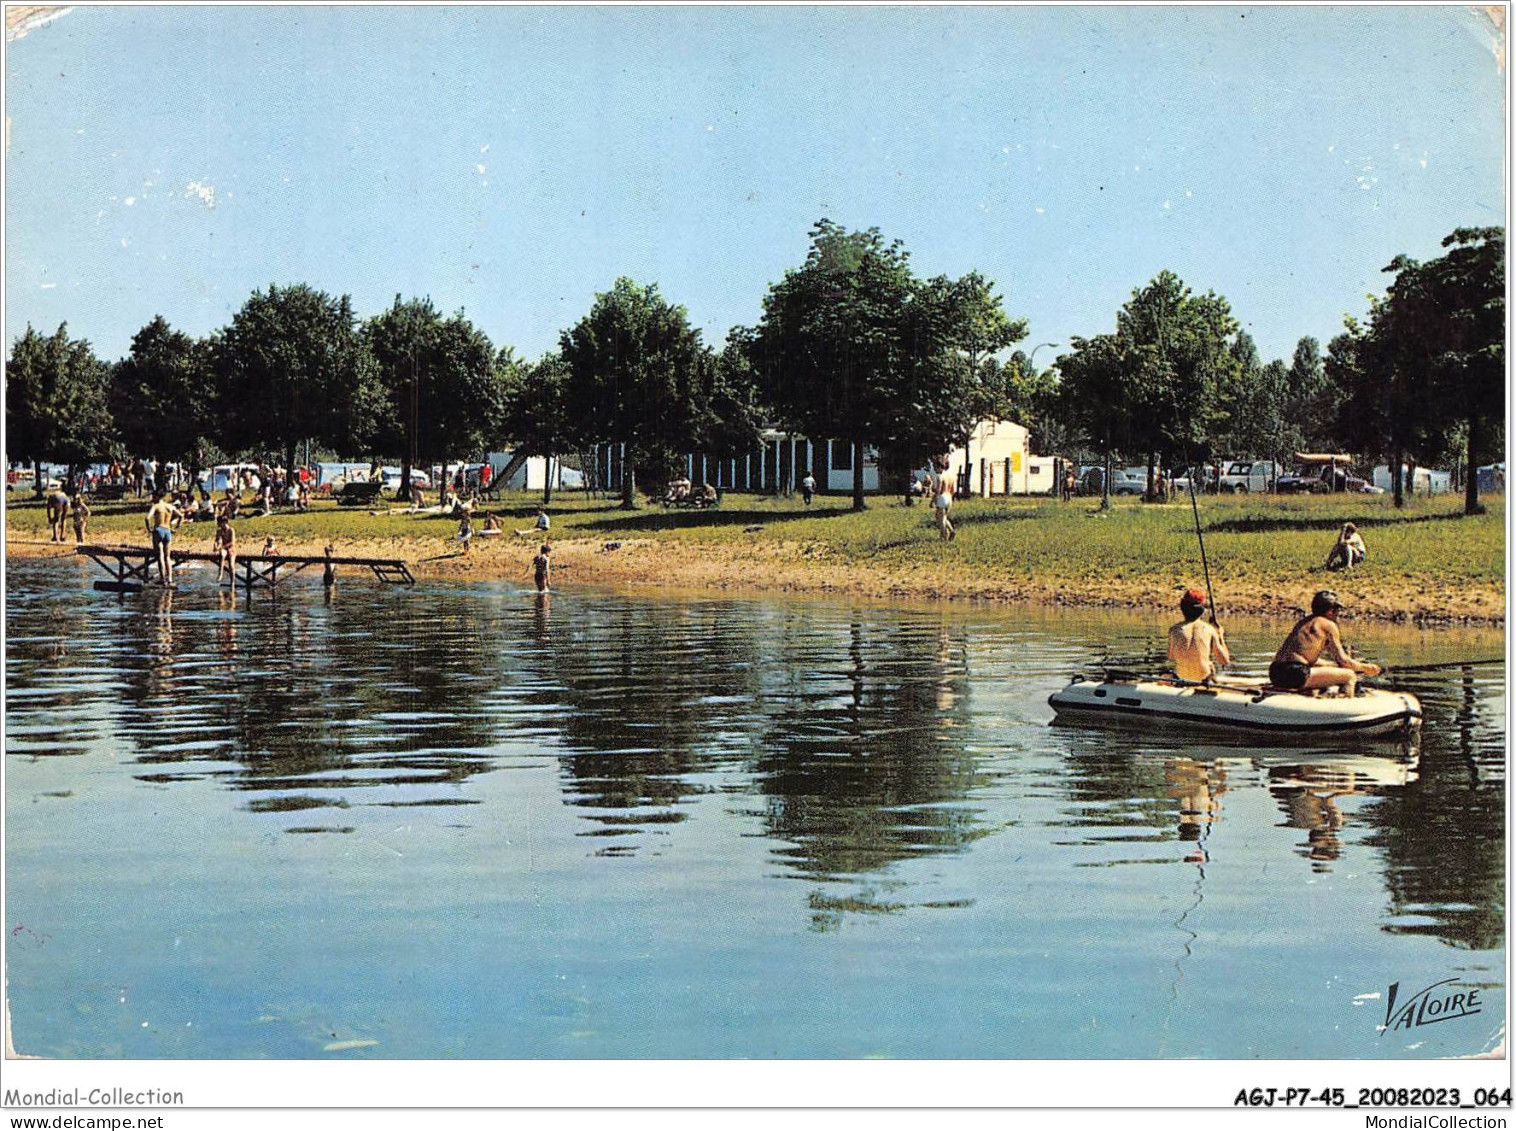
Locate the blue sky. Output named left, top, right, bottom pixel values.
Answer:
left=4, top=5, right=1505, bottom=369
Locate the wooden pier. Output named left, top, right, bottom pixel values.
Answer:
left=76, top=544, right=415, bottom=593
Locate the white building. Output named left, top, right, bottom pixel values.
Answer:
left=939, top=418, right=1052, bottom=496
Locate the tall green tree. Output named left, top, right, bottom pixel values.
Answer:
left=363, top=296, right=506, bottom=499
left=7, top=323, right=113, bottom=494
left=1056, top=333, right=1129, bottom=508
left=559, top=277, right=712, bottom=508
left=1382, top=227, right=1504, bottom=514
left=1060, top=271, right=1241, bottom=499
left=750, top=220, right=1020, bottom=509
left=1284, top=335, right=1336, bottom=452
left=499, top=351, right=572, bottom=504
left=109, top=315, right=213, bottom=488
left=215, top=284, right=381, bottom=481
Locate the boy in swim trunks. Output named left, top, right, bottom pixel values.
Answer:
left=145, top=492, right=180, bottom=584
left=1270, top=590, right=1381, bottom=696
left=213, top=514, right=236, bottom=586
left=533, top=543, right=552, bottom=593
left=1167, top=588, right=1230, bottom=682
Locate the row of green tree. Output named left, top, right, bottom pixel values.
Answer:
left=7, top=221, right=1503, bottom=514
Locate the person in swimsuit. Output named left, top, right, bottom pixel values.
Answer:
left=1270, top=590, right=1381, bottom=696
left=70, top=492, right=90, bottom=544
left=213, top=515, right=237, bottom=586
left=1167, top=588, right=1230, bottom=682
left=145, top=492, right=180, bottom=584
left=533, top=543, right=552, bottom=593
left=930, top=458, right=955, bottom=541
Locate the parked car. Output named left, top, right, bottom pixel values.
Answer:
left=1217, top=459, right=1279, bottom=493
left=1277, top=463, right=1373, bottom=494
left=380, top=467, right=431, bottom=493
left=1079, top=466, right=1146, bottom=496
left=1169, top=465, right=1214, bottom=494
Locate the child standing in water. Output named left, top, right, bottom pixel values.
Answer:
left=532, top=543, right=552, bottom=593
left=70, top=492, right=91, bottom=544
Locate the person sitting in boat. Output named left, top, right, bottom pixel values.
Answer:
left=1323, top=522, right=1367, bottom=571
left=1269, top=590, right=1381, bottom=697
left=1167, top=588, right=1230, bottom=682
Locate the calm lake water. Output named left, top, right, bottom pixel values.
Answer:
left=4, top=557, right=1505, bottom=1059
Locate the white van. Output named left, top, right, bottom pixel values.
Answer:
left=1217, top=460, right=1279, bottom=493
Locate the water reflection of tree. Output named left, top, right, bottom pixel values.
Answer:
left=529, top=600, right=766, bottom=847
left=1053, top=724, right=1198, bottom=845
left=117, top=592, right=502, bottom=816
left=1358, top=674, right=1506, bottom=951
left=754, top=617, right=988, bottom=918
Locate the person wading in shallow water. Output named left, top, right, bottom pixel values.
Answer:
left=1167, top=588, right=1230, bottom=682
left=1269, top=590, right=1382, bottom=697
left=145, top=491, right=180, bottom=585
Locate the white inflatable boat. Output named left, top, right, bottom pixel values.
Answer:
left=1048, top=673, right=1422, bottom=738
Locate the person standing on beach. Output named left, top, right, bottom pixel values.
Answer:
left=47, top=484, right=71, bottom=542
left=70, top=492, right=91, bottom=544
left=145, top=491, right=180, bottom=585
left=533, top=543, right=552, bottom=593
left=930, top=458, right=955, bottom=541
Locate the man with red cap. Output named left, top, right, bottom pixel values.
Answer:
left=1168, top=587, right=1231, bottom=682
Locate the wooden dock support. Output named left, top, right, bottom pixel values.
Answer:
left=75, top=545, right=417, bottom=593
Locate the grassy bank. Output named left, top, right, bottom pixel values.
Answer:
left=6, top=488, right=1505, bottom=625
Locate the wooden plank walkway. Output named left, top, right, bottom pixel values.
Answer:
left=76, top=544, right=415, bottom=593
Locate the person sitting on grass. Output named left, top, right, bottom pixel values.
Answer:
left=481, top=512, right=503, bottom=536
left=515, top=508, right=550, bottom=536
left=262, top=535, right=279, bottom=558
left=1269, top=590, right=1382, bottom=697
left=1323, top=522, right=1366, bottom=571
left=1167, top=588, right=1230, bottom=683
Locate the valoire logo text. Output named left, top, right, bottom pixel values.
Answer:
left=1381, top=978, right=1483, bottom=1035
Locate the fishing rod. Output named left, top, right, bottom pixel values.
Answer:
left=1380, top=658, right=1505, bottom=674
left=1185, top=469, right=1217, bottom=625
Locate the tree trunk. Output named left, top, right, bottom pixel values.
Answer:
left=543, top=453, right=555, bottom=505
left=399, top=456, right=412, bottom=503
left=621, top=447, right=636, bottom=510
left=33, top=460, right=43, bottom=499
left=1145, top=451, right=1157, bottom=502
left=852, top=440, right=866, bottom=511
left=1100, top=449, right=1111, bottom=511
left=1391, top=445, right=1404, bottom=509
left=1465, top=413, right=1485, bottom=516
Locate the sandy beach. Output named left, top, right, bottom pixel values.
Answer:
left=9, top=527, right=1504, bottom=627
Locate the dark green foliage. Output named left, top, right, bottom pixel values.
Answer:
left=749, top=219, right=1024, bottom=509
left=108, top=315, right=213, bottom=474
left=363, top=295, right=505, bottom=495
left=559, top=277, right=713, bottom=507
left=1059, top=271, right=1242, bottom=495
left=7, top=322, right=113, bottom=490
left=214, top=284, right=381, bottom=477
